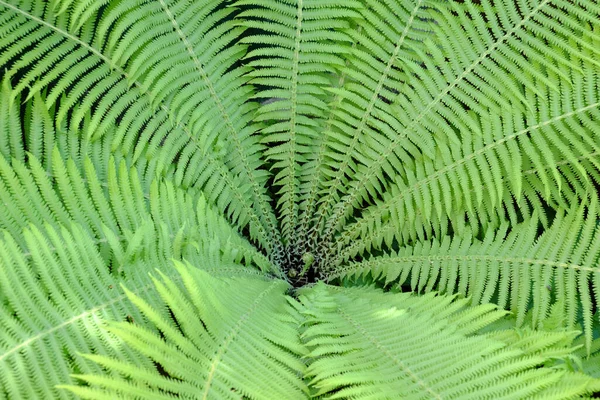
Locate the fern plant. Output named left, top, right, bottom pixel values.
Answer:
left=2, top=0, right=600, bottom=398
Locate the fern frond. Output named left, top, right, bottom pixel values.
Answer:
left=330, top=198, right=600, bottom=353
left=0, top=223, right=160, bottom=399
left=0, top=152, right=275, bottom=397
left=62, top=262, right=307, bottom=400
left=0, top=0, right=282, bottom=258
left=0, top=125, right=274, bottom=276
left=298, top=284, right=600, bottom=399
left=306, top=0, right=437, bottom=246
left=2, top=0, right=600, bottom=397
left=323, top=20, right=600, bottom=264
left=237, top=0, right=361, bottom=244
left=317, top=0, right=600, bottom=261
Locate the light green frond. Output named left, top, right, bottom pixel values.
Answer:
left=0, top=223, right=160, bottom=399
left=0, top=157, right=275, bottom=398
left=317, top=0, right=600, bottom=261
left=62, top=262, right=307, bottom=400
left=331, top=198, right=600, bottom=353
left=0, top=146, right=274, bottom=277
left=298, top=284, right=600, bottom=399
left=0, top=79, right=277, bottom=397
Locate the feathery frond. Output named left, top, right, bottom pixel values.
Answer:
left=317, top=0, right=600, bottom=264
left=238, top=0, right=361, bottom=245
left=330, top=199, right=600, bottom=353
left=0, top=0, right=282, bottom=258
left=299, top=284, right=600, bottom=399
left=61, top=263, right=307, bottom=400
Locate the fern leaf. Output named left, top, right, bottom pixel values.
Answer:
left=0, top=224, right=160, bottom=399
left=238, top=0, right=360, bottom=245
left=307, top=0, right=436, bottom=245
left=316, top=0, right=600, bottom=261
left=298, top=284, right=600, bottom=399
left=324, top=27, right=600, bottom=264
left=330, top=198, right=600, bottom=353
left=0, top=1, right=281, bottom=258
left=62, top=263, right=308, bottom=399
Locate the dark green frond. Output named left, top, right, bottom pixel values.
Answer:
left=307, top=0, right=437, bottom=247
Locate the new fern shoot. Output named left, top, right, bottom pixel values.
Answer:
left=1, top=0, right=600, bottom=398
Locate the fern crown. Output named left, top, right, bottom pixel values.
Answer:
left=2, top=0, right=600, bottom=398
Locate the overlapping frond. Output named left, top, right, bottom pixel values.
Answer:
left=0, top=82, right=276, bottom=397
left=0, top=0, right=281, bottom=257
left=0, top=222, right=166, bottom=399
left=298, top=284, right=600, bottom=399
left=317, top=0, right=600, bottom=263
left=2, top=0, right=600, bottom=398
left=0, top=86, right=275, bottom=274
left=330, top=199, right=600, bottom=352
left=62, top=263, right=307, bottom=400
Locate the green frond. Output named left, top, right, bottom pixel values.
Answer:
left=238, top=0, right=361, bottom=244
left=0, top=0, right=282, bottom=259
left=324, top=33, right=600, bottom=264
left=306, top=0, right=437, bottom=245
left=0, top=87, right=275, bottom=271
left=576, top=338, right=600, bottom=378
left=61, top=262, right=307, bottom=400
left=297, top=284, right=600, bottom=399
left=0, top=79, right=277, bottom=396
left=331, top=198, right=600, bottom=353
left=0, top=223, right=157, bottom=399
left=2, top=0, right=600, bottom=397
left=317, top=0, right=600, bottom=261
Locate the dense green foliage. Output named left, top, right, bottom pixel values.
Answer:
left=1, top=0, right=600, bottom=398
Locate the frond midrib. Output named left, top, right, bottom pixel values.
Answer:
left=327, top=254, right=600, bottom=282
left=336, top=306, right=443, bottom=399
left=278, top=0, right=303, bottom=243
